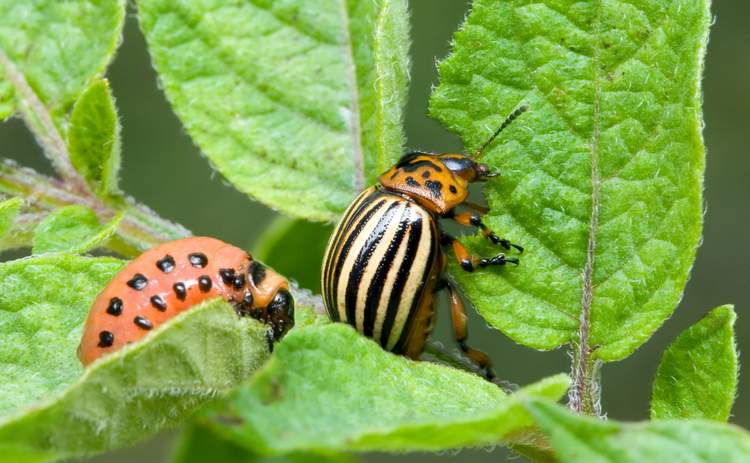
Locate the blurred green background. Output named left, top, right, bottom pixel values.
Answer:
left=1, top=1, right=747, bottom=462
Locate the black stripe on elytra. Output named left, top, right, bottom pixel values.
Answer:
left=323, top=190, right=374, bottom=306
left=344, top=201, right=401, bottom=326
left=362, top=205, right=409, bottom=337
left=392, top=217, right=438, bottom=354
left=323, top=188, right=379, bottom=313
left=330, top=198, right=388, bottom=321
left=379, top=208, right=423, bottom=348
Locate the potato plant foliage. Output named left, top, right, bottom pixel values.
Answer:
left=0, top=0, right=744, bottom=462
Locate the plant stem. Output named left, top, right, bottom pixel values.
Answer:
left=0, top=48, right=191, bottom=256
left=569, top=345, right=602, bottom=415
left=0, top=159, right=190, bottom=256
left=0, top=49, right=90, bottom=196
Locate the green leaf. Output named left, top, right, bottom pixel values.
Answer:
left=0, top=0, right=126, bottom=125
left=0, top=283, right=272, bottom=461
left=0, top=254, right=123, bottom=419
left=0, top=197, right=22, bottom=240
left=651, top=304, right=738, bottom=421
left=526, top=399, right=750, bottom=462
left=68, top=79, right=122, bottom=197
left=430, top=0, right=711, bottom=361
left=207, top=323, right=569, bottom=454
left=31, top=205, right=122, bottom=254
left=137, top=0, right=410, bottom=221
left=171, top=424, right=355, bottom=463
left=254, top=216, right=333, bottom=294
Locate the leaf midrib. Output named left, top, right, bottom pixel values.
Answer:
left=570, top=0, right=603, bottom=413
left=338, top=0, right=365, bottom=192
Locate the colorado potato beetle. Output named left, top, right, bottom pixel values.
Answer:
left=79, top=236, right=294, bottom=366
left=322, top=106, right=527, bottom=379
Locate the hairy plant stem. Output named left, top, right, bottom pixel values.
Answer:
left=0, top=159, right=189, bottom=257
left=0, top=48, right=190, bottom=256
left=0, top=49, right=90, bottom=196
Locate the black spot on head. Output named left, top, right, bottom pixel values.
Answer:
left=425, top=180, right=443, bottom=199
left=198, top=275, right=212, bottom=292
left=219, top=268, right=236, bottom=285
left=449, top=185, right=458, bottom=194
left=156, top=255, right=175, bottom=273
left=405, top=176, right=420, bottom=187
left=173, top=282, right=187, bottom=300
left=421, top=170, right=431, bottom=179
left=127, top=274, right=148, bottom=290
left=248, top=261, right=267, bottom=286
left=188, top=252, right=208, bottom=268
left=150, top=295, right=167, bottom=311
left=106, top=297, right=123, bottom=316
left=134, top=316, right=153, bottom=330
left=98, top=330, right=114, bottom=347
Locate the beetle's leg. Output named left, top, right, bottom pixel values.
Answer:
left=461, top=201, right=489, bottom=215
left=446, top=211, right=523, bottom=253
left=441, top=234, right=519, bottom=272
left=439, top=278, right=495, bottom=380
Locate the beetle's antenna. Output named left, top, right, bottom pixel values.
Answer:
left=472, top=105, right=528, bottom=160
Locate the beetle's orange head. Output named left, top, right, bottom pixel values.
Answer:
left=378, top=152, right=495, bottom=214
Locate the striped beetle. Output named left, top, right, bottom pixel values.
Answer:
left=322, top=106, right=527, bottom=379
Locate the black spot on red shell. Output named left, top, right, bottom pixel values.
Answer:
left=156, top=255, right=175, bottom=273
left=449, top=184, right=458, bottom=194
left=127, top=273, right=148, bottom=290
left=243, top=292, right=254, bottom=306
left=425, top=179, right=443, bottom=199
left=156, top=254, right=175, bottom=273
left=106, top=297, right=123, bottom=316
left=232, top=273, right=245, bottom=290
left=198, top=275, right=212, bottom=292
left=150, top=295, right=167, bottom=311
left=248, top=261, right=267, bottom=286
left=188, top=252, right=208, bottom=268
left=405, top=176, right=420, bottom=187
left=173, top=282, right=187, bottom=300
left=134, top=315, right=153, bottom=330
left=98, top=330, right=114, bottom=347
left=219, top=268, right=236, bottom=285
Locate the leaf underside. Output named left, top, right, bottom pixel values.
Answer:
left=137, top=0, right=410, bottom=222
left=527, top=399, right=750, bottom=462
left=651, top=304, right=738, bottom=421
left=431, top=0, right=710, bottom=360
left=207, top=322, right=569, bottom=454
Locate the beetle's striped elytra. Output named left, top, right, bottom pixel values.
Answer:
left=322, top=106, right=528, bottom=379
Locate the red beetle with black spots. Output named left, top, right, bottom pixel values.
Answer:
left=79, top=237, right=294, bottom=366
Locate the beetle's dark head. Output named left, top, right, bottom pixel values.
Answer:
left=266, top=288, right=294, bottom=341
left=436, top=154, right=497, bottom=182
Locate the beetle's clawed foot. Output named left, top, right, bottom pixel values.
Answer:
left=488, top=233, right=524, bottom=253
left=479, top=254, right=520, bottom=267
